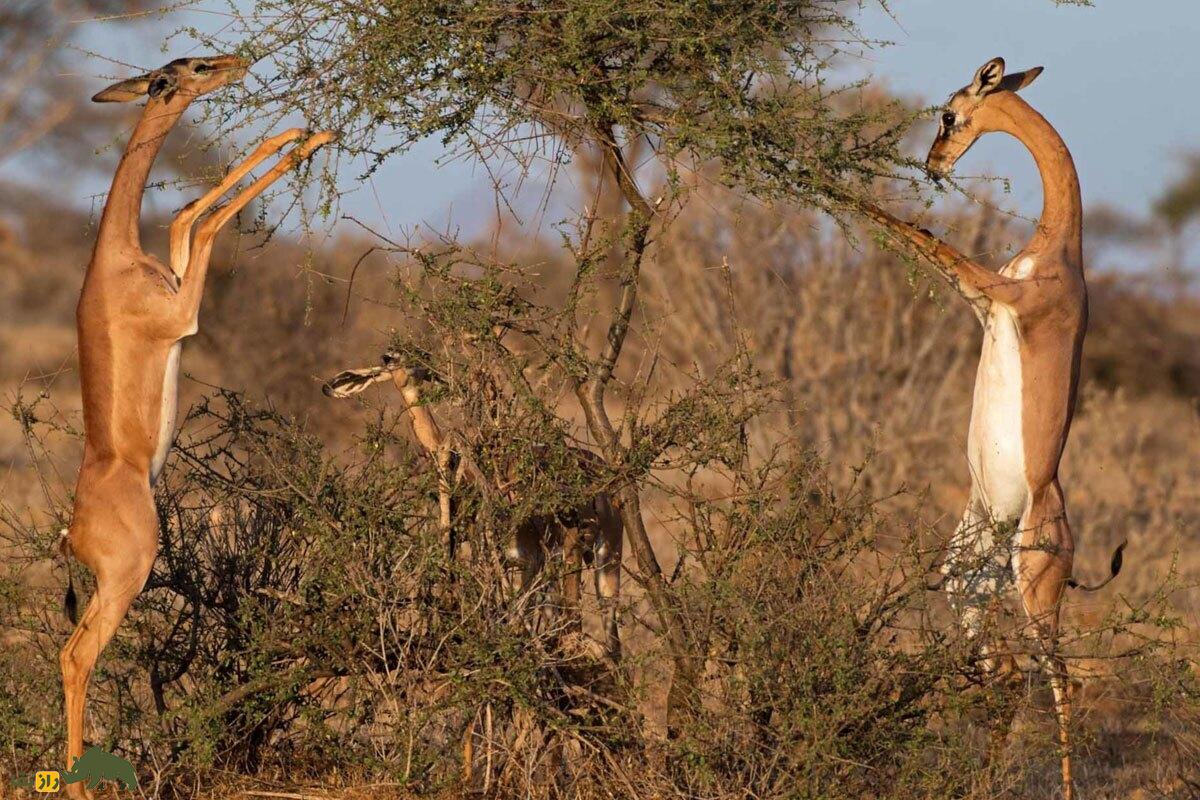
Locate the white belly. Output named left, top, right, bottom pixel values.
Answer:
left=966, top=306, right=1029, bottom=521
left=150, top=341, right=183, bottom=485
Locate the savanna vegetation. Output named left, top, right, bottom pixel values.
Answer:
left=1, top=1, right=1198, bottom=798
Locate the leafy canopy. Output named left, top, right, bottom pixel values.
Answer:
left=203, top=0, right=909, bottom=207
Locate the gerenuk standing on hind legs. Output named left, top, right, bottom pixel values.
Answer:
left=856, top=58, right=1124, bottom=800
left=60, top=55, right=332, bottom=798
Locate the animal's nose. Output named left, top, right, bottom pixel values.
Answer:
left=925, top=160, right=946, bottom=184
left=211, top=54, right=250, bottom=77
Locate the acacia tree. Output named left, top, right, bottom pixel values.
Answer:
left=195, top=0, right=914, bottom=731
left=188, top=0, right=1124, bottom=745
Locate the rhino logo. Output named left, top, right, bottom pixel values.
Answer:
left=13, top=746, right=136, bottom=793
left=64, top=747, right=138, bottom=791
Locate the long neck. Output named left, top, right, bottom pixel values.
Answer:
left=986, top=92, right=1082, bottom=263
left=95, top=94, right=192, bottom=253
left=394, top=377, right=446, bottom=456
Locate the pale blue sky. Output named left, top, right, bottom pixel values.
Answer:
left=38, top=2, right=1200, bottom=241
left=852, top=0, right=1200, bottom=224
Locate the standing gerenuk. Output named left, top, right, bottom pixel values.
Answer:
left=859, top=58, right=1123, bottom=800
left=60, top=56, right=331, bottom=799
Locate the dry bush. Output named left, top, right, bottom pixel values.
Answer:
left=3, top=192, right=1197, bottom=798
left=2, top=123, right=1198, bottom=797
left=0, top=386, right=1000, bottom=800
left=3, top=389, right=638, bottom=797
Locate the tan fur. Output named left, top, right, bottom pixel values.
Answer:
left=860, top=58, right=1087, bottom=800
left=61, top=56, right=332, bottom=798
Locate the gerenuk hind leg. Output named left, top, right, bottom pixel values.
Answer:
left=1015, top=482, right=1075, bottom=800
left=592, top=495, right=623, bottom=661
left=60, top=465, right=158, bottom=799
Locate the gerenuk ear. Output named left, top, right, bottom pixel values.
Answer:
left=999, top=66, right=1044, bottom=94
left=968, top=57, right=1006, bottom=97
left=91, top=75, right=152, bottom=103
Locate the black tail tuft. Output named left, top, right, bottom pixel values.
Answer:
left=1068, top=539, right=1127, bottom=592
left=64, top=580, right=78, bottom=624
left=59, top=528, right=79, bottom=624
left=1109, top=539, right=1126, bottom=576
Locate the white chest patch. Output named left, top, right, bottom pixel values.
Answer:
left=1003, top=255, right=1036, bottom=279
left=966, top=306, right=1029, bottom=521
left=150, top=341, right=183, bottom=485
